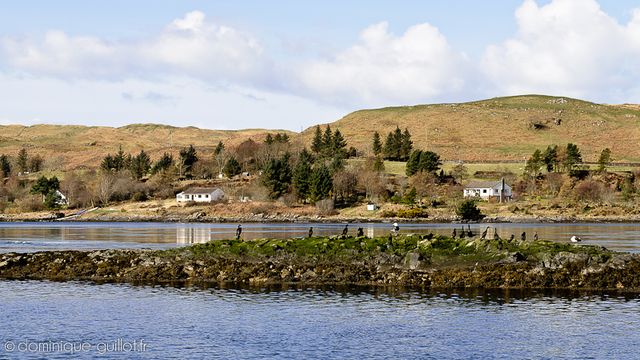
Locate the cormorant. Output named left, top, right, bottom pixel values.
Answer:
left=480, top=226, right=490, bottom=240
left=235, top=224, right=242, bottom=240
left=493, top=228, right=501, bottom=240
left=467, top=225, right=473, bottom=238
left=452, top=228, right=457, bottom=238
left=357, top=227, right=364, bottom=237
left=520, top=232, right=526, bottom=241
left=342, top=224, right=349, bottom=236
left=533, top=232, right=539, bottom=241
left=509, top=234, right=515, bottom=242
left=308, top=227, right=313, bottom=238
left=460, top=226, right=466, bottom=239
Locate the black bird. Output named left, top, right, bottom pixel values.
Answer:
left=356, top=227, right=364, bottom=237
left=452, top=228, right=457, bottom=238
left=460, top=226, right=466, bottom=239
left=467, top=225, right=473, bottom=238
left=533, top=232, right=539, bottom=241
left=235, top=224, right=242, bottom=240
left=493, top=228, right=501, bottom=241
left=509, top=234, right=515, bottom=242
left=342, top=224, right=349, bottom=236
left=520, top=232, right=526, bottom=241
left=480, top=226, right=490, bottom=240
left=308, top=227, right=313, bottom=238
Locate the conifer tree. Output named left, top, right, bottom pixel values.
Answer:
left=372, top=132, right=382, bottom=156
left=400, top=128, right=413, bottom=161
left=543, top=145, right=558, bottom=172
left=309, top=164, right=332, bottom=202
left=0, top=155, right=11, bottom=177
left=311, top=126, right=323, bottom=154
left=261, top=154, right=292, bottom=199
left=17, top=148, right=28, bottom=174
left=292, top=149, right=313, bottom=201
left=223, top=157, right=242, bottom=178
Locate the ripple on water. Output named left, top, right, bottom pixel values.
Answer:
left=1, top=281, right=640, bottom=359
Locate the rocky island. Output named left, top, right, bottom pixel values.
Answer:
left=1, top=234, right=639, bottom=291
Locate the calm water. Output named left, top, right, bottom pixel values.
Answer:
left=0, top=281, right=639, bottom=359
left=0, top=221, right=639, bottom=253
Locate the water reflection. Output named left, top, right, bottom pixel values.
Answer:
left=176, top=227, right=211, bottom=245
left=0, top=221, right=638, bottom=253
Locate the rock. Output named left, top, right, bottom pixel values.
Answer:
left=403, top=252, right=424, bottom=270
left=501, top=252, right=526, bottom=263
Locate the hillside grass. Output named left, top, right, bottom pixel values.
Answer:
left=302, top=95, right=640, bottom=163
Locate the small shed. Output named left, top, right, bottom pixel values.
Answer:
left=176, top=187, right=225, bottom=203
left=463, top=178, right=512, bottom=201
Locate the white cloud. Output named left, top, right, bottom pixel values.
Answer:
left=297, top=21, right=468, bottom=107
left=0, top=11, right=268, bottom=84
left=482, top=0, right=640, bottom=101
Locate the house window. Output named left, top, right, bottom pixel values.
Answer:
left=482, top=189, right=487, bottom=193
left=198, top=195, right=202, bottom=198
left=205, top=195, right=209, bottom=198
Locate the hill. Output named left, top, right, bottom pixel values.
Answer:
left=3, top=95, right=640, bottom=170
left=0, top=123, right=292, bottom=170
left=301, top=95, right=640, bottom=162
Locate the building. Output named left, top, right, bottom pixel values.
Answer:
left=55, top=190, right=69, bottom=206
left=463, top=178, right=512, bottom=201
left=176, top=187, right=225, bottom=203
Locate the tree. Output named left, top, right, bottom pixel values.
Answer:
left=418, top=151, right=441, bottom=173
left=264, top=133, right=274, bottom=145
left=456, top=199, right=484, bottom=221
left=0, top=155, right=11, bottom=177
left=223, top=157, right=242, bottom=178
left=322, top=125, right=333, bottom=157
left=17, top=148, right=28, bottom=174
left=261, top=154, right=292, bottom=199
left=130, top=150, right=151, bottom=180
left=451, top=163, right=468, bottom=181
left=311, top=126, right=323, bottom=154
left=400, top=128, right=413, bottom=161
left=597, top=148, right=612, bottom=173
left=309, top=164, right=332, bottom=202
left=406, top=150, right=441, bottom=176
left=372, top=132, right=382, bottom=155
left=151, top=153, right=174, bottom=174
left=30, top=176, right=61, bottom=208
left=44, top=191, right=63, bottom=210
left=28, top=155, right=44, bottom=173
left=332, top=129, right=347, bottom=159
left=179, top=145, right=198, bottom=178
left=292, top=149, right=313, bottom=201
left=564, top=143, right=582, bottom=172
left=373, top=156, right=385, bottom=172
left=543, top=145, right=558, bottom=172
left=524, top=149, right=543, bottom=177
left=406, top=150, right=421, bottom=176
left=383, top=132, right=397, bottom=161
left=213, top=141, right=227, bottom=177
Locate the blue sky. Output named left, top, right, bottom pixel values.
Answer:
left=1, top=0, right=640, bottom=130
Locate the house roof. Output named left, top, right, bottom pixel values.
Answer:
left=464, top=179, right=509, bottom=189
left=180, top=187, right=222, bottom=195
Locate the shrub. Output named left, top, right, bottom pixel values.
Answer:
left=574, top=179, right=607, bottom=202
left=456, top=199, right=484, bottom=221
left=315, top=199, right=336, bottom=216
left=132, top=192, right=148, bottom=202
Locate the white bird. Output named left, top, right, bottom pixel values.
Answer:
left=570, top=235, right=582, bottom=243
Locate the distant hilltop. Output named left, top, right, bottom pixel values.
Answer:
left=1, top=94, right=639, bottom=170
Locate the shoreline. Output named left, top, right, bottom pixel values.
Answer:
left=1, top=212, right=640, bottom=224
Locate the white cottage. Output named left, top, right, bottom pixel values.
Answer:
left=176, top=187, right=225, bottom=203
left=463, top=178, right=512, bottom=201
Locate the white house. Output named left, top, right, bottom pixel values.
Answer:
left=176, top=187, right=225, bottom=203
left=463, top=178, right=512, bottom=201
left=55, top=190, right=69, bottom=206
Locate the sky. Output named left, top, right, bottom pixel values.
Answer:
left=1, top=0, right=640, bottom=131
